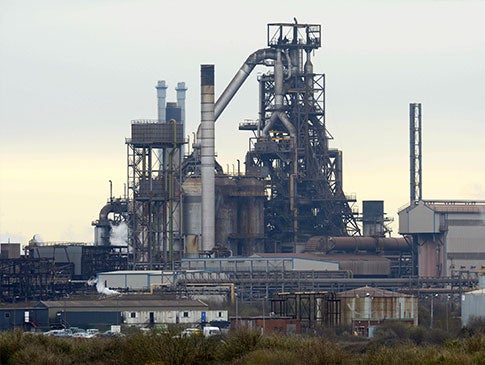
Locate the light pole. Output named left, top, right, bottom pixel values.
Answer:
left=262, top=297, right=266, bottom=335
left=235, top=292, right=238, bottom=330
left=430, top=294, right=438, bottom=329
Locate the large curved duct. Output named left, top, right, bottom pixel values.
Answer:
left=214, top=48, right=277, bottom=121
left=93, top=199, right=128, bottom=246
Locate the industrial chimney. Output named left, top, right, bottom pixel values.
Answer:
left=200, top=65, right=215, bottom=253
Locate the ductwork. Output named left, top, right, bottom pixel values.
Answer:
left=200, top=65, right=216, bottom=252
left=93, top=199, right=128, bottom=246
left=214, top=48, right=277, bottom=121
left=262, top=50, right=296, bottom=137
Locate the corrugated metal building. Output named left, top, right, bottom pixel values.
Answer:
left=0, top=298, right=227, bottom=331
left=461, top=272, right=485, bottom=326
left=97, top=270, right=230, bottom=292
left=0, top=302, right=48, bottom=331
left=181, top=254, right=340, bottom=272
left=398, top=200, right=485, bottom=277
left=38, top=299, right=226, bottom=328
left=461, top=288, right=485, bottom=326
left=337, top=286, right=417, bottom=337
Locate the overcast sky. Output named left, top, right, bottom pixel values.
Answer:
left=1, top=0, right=484, bottom=244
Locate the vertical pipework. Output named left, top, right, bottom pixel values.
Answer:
left=176, top=82, right=188, bottom=124
left=176, top=82, right=188, bottom=157
left=200, top=65, right=215, bottom=252
left=304, top=50, right=313, bottom=107
left=156, top=80, right=168, bottom=123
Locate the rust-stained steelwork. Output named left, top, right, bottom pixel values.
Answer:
left=0, top=257, right=73, bottom=302
left=241, top=22, right=360, bottom=253
left=271, top=291, right=341, bottom=330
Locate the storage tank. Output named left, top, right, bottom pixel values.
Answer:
left=338, top=286, right=417, bottom=337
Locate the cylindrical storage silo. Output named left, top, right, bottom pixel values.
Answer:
left=182, top=177, right=202, bottom=257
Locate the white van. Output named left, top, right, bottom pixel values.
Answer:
left=203, top=326, right=221, bottom=337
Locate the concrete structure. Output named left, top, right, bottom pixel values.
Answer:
left=398, top=200, right=485, bottom=277
left=337, top=286, right=417, bottom=337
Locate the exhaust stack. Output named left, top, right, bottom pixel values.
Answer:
left=200, top=65, right=215, bottom=252
left=156, top=80, right=168, bottom=122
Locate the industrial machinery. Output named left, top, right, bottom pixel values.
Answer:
left=110, top=21, right=370, bottom=266
left=232, top=22, right=361, bottom=252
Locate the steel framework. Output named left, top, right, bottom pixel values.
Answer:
left=245, top=22, right=360, bottom=252
left=126, top=120, right=185, bottom=268
left=410, top=103, right=422, bottom=202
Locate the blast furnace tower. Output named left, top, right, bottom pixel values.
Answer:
left=242, top=22, right=360, bottom=252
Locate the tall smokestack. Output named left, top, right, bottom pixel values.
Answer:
left=176, top=82, right=188, bottom=156
left=200, top=65, right=215, bottom=252
left=156, top=80, right=168, bottom=122
left=176, top=82, right=187, bottom=123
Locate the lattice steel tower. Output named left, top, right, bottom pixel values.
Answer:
left=409, top=103, right=422, bottom=202
left=126, top=120, right=185, bottom=268
left=244, top=22, right=360, bottom=252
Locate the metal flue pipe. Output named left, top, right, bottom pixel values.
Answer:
left=195, top=48, right=277, bottom=148
left=200, top=65, right=216, bottom=252
left=156, top=80, right=168, bottom=122
left=262, top=50, right=296, bottom=137
left=214, top=48, right=276, bottom=121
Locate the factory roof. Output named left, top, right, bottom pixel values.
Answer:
left=36, top=299, right=208, bottom=310
left=464, top=288, right=485, bottom=295
left=337, top=286, right=412, bottom=298
left=401, top=200, right=485, bottom=214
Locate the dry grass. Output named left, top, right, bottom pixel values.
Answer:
left=1, top=328, right=484, bottom=365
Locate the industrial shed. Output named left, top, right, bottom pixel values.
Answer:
left=0, top=298, right=227, bottom=331
left=398, top=200, right=485, bottom=277
left=0, top=302, right=48, bottom=331
left=181, top=254, right=340, bottom=272
left=461, top=288, right=485, bottom=326
left=337, top=286, right=418, bottom=337
left=38, top=298, right=227, bottom=328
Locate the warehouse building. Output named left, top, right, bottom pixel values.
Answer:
left=398, top=200, right=485, bottom=277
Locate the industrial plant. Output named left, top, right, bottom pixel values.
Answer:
left=1, top=20, right=484, bottom=334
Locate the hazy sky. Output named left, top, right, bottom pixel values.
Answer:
left=1, top=0, right=484, bottom=244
